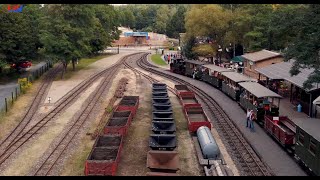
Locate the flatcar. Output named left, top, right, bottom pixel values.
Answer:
left=202, top=64, right=232, bottom=89
left=238, top=81, right=282, bottom=125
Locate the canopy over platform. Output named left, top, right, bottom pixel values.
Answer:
left=255, top=60, right=319, bottom=92
left=221, top=71, right=256, bottom=83
left=239, top=82, right=282, bottom=98
left=203, top=64, right=232, bottom=73
left=294, top=118, right=320, bottom=142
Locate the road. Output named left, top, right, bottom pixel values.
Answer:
left=0, top=62, right=49, bottom=112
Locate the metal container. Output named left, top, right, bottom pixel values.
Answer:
left=196, top=126, right=220, bottom=159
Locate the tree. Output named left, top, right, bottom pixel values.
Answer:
left=182, top=36, right=197, bottom=59
left=0, top=4, right=43, bottom=64
left=166, top=5, right=187, bottom=39
left=40, top=4, right=120, bottom=76
left=185, top=5, right=232, bottom=48
left=154, top=5, right=171, bottom=34
left=284, top=4, right=320, bottom=90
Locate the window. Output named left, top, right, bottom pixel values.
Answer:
left=298, top=131, right=304, bottom=145
left=309, top=138, right=317, bottom=156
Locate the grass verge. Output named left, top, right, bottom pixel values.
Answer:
left=151, top=54, right=167, bottom=66
left=56, top=54, right=111, bottom=80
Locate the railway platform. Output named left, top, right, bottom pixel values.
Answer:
left=149, top=65, right=307, bottom=176
left=279, top=98, right=309, bottom=125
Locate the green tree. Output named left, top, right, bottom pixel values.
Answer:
left=284, top=4, right=320, bottom=90
left=154, top=5, right=171, bottom=34
left=166, top=5, right=187, bottom=38
left=182, top=36, right=197, bottom=59
left=0, top=4, right=43, bottom=65
left=185, top=5, right=232, bottom=48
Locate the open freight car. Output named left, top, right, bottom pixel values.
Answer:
left=85, top=135, right=123, bottom=176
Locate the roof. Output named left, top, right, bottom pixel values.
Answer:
left=294, top=118, right=320, bottom=142
left=203, top=64, right=232, bottom=73
left=184, top=60, right=207, bottom=65
left=313, top=96, right=320, bottom=105
left=255, top=60, right=319, bottom=92
left=231, top=56, right=244, bottom=63
left=238, top=82, right=282, bottom=98
left=221, top=72, right=257, bottom=83
left=242, top=49, right=282, bottom=62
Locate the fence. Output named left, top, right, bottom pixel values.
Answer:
left=0, top=61, right=53, bottom=117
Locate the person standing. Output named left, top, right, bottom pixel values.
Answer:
left=246, top=109, right=251, bottom=128
left=249, top=110, right=255, bottom=132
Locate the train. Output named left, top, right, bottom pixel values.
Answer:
left=170, top=58, right=320, bottom=176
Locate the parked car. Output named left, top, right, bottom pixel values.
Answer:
left=11, top=60, right=32, bottom=71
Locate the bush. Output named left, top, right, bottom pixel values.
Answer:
left=18, top=78, right=32, bottom=94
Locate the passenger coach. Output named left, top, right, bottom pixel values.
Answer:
left=238, top=81, right=282, bottom=125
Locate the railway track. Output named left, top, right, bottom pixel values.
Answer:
left=132, top=53, right=273, bottom=176
left=31, top=53, right=144, bottom=176
left=0, top=53, right=143, bottom=171
left=123, top=54, right=176, bottom=94
left=0, top=64, right=63, bottom=152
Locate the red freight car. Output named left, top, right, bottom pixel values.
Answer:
left=264, top=115, right=296, bottom=146
left=178, top=93, right=200, bottom=109
left=85, top=134, right=123, bottom=176
left=115, top=96, right=139, bottom=117
left=183, top=104, right=211, bottom=133
left=104, top=110, right=132, bottom=136
left=174, top=84, right=192, bottom=98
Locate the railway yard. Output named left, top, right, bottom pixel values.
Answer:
left=0, top=51, right=313, bottom=176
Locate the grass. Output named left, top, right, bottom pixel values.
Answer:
left=56, top=54, right=111, bottom=80
left=60, top=136, right=93, bottom=176
left=151, top=54, right=167, bottom=66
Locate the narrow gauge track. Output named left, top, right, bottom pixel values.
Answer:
left=32, top=53, right=144, bottom=176
left=0, top=53, right=143, bottom=169
left=133, top=53, right=273, bottom=176
left=123, top=54, right=176, bottom=94
left=0, top=64, right=63, bottom=151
